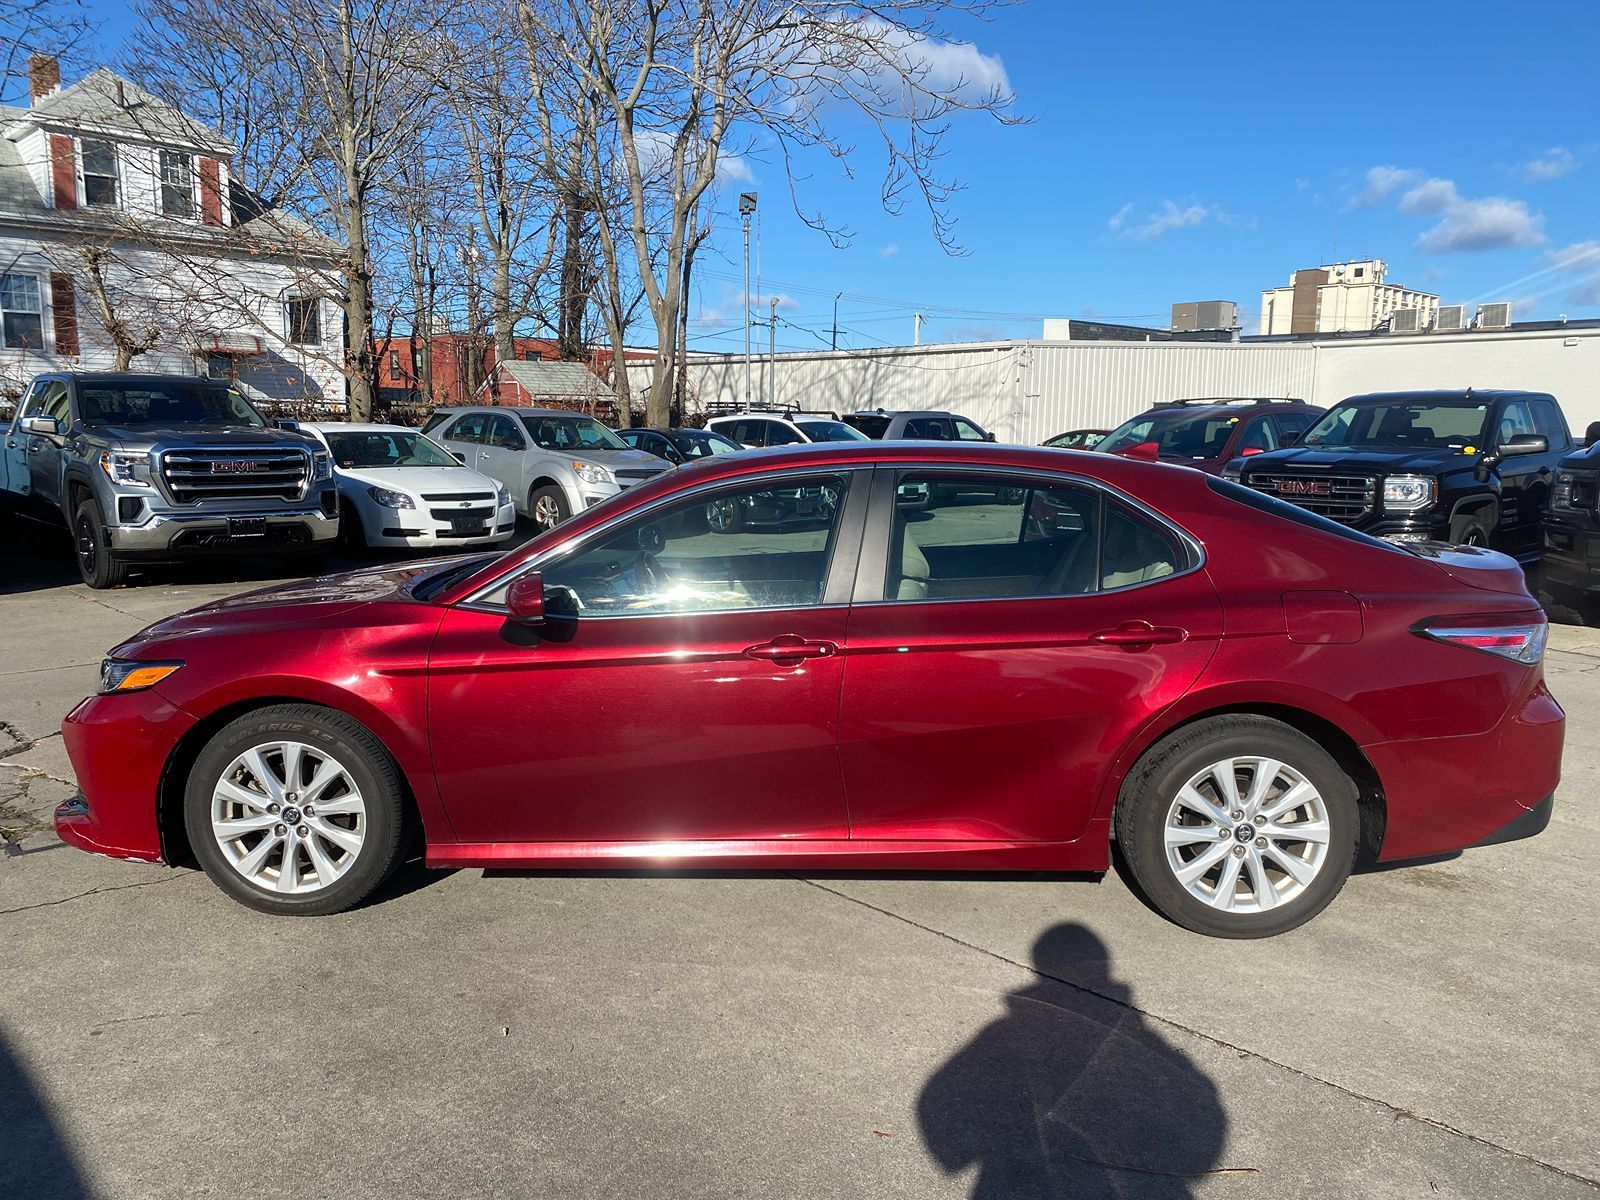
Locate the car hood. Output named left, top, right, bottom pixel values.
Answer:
left=87, top=426, right=319, bottom=451
left=1238, top=445, right=1473, bottom=474
left=570, top=448, right=670, bottom=471
left=116, top=556, right=489, bottom=650
left=336, top=464, right=500, bottom=495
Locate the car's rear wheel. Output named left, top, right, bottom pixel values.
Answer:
left=73, top=498, right=130, bottom=589
left=184, top=704, right=410, bottom=915
left=1116, top=715, right=1358, bottom=938
left=530, top=485, right=570, bottom=532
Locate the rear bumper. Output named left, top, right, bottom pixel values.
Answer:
left=1368, top=679, right=1564, bottom=861
left=56, top=689, right=195, bottom=863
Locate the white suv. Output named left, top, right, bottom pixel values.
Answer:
left=424, top=406, right=670, bottom=531
left=706, top=410, right=870, bottom=448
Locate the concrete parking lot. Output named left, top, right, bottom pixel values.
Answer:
left=3, top=531, right=1598, bottom=1199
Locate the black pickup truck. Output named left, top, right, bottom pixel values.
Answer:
left=1225, top=389, right=1572, bottom=564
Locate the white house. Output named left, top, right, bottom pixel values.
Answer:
left=0, top=55, right=346, bottom=411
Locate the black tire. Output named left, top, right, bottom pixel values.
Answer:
left=72, top=497, right=130, bottom=589
left=705, top=495, right=745, bottom=534
left=1115, top=715, right=1359, bottom=939
left=338, top=498, right=367, bottom=553
left=1448, top=514, right=1492, bottom=548
left=529, top=484, right=570, bottom=532
left=183, top=704, right=411, bottom=916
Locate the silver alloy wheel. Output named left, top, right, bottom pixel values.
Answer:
left=1162, top=756, right=1331, bottom=914
left=533, top=493, right=563, bottom=529
left=706, top=498, right=739, bottom=532
left=210, top=740, right=366, bottom=895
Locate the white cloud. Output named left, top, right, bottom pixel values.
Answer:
left=716, top=152, right=755, bottom=184
left=862, top=18, right=1011, bottom=103
left=633, top=127, right=755, bottom=187
left=1521, top=147, right=1576, bottom=183
left=1416, top=195, right=1545, bottom=253
left=1112, top=200, right=1248, bottom=241
left=879, top=243, right=900, bottom=258
left=1397, top=177, right=1459, bottom=215
left=1347, top=165, right=1425, bottom=209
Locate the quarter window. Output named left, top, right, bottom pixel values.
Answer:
left=0, top=273, right=43, bottom=349
left=521, top=474, right=852, bottom=616
left=952, top=418, right=989, bottom=442
left=286, top=296, right=321, bottom=345
left=159, top=149, right=194, bottom=217
left=81, top=139, right=119, bottom=207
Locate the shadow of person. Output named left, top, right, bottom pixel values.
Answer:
left=0, top=1031, right=92, bottom=1198
left=918, top=923, right=1228, bottom=1199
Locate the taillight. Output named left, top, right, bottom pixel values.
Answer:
left=1420, top=621, right=1548, bottom=664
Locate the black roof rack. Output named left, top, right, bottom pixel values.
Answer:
left=1152, top=396, right=1306, bottom=408
left=702, top=402, right=842, bottom=419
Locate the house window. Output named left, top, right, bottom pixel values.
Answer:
left=81, top=139, right=119, bottom=208
left=389, top=350, right=400, bottom=375
left=286, top=296, right=321, bottom=345
left=159, top=149, right=194, bottom=218
left=0, top=273, right=44, bottom=349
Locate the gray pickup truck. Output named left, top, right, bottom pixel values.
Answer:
left=2, top=372, right=339, bottom=587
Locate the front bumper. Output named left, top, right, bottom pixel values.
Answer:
left=57, top=688, right=197, bottom=863
left=1540, top=516, right=1600, bottom=593
left=108, top=505, right=340, bottom=558
left=373, top=499, right=517, bottom=547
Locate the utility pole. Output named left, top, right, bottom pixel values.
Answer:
left=831, top=291, right=842, bottom=351
left=739, top=192, right=758, bottom=406
left=914, top=311, right=923, bottom=346
left=768, top=297, right=778, bottom=407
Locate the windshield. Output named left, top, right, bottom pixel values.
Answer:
left=519, top=413, right=628, bottom=451
left=796, top=419, right=869, bottom=442
left=1302, top=399, right=1490, bottom=450
left=324, top=429, right=458, bottom=469
left=676, top=429, right=743, bottom=458
left=77, top=380, right=266, bottom=428
left=1100, top=410, right=1237, bottom=458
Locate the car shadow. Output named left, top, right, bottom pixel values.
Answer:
left=0, top=1032, right=93, bottom=1199
left=918, top=922, right=1230, bottom=1197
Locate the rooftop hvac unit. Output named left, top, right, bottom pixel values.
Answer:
left=1392, top=308, right=1424, bottom=334
left=1476, top=302, right=1512, bottom=329
left=1434, top=305, right=1466, bottom=332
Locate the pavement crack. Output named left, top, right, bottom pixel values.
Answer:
left=92, top=1008, right=206, bottom=1030
left=794, top=876, right=1600, bottom=1192
left=0, top=872, right=194, bottom=915
left=0, top=721, right=36, bottom=759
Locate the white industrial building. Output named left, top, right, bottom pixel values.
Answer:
left=1260, top=259, right=1439, bottom=336
left=644, top=321, right=1600, bottom=444
left=0, top=57, right=346, bottom=409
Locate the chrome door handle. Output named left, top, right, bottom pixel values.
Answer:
left=743, top=636, right=838, bottom=662
left=1090, top=622, right=1188, bottom=647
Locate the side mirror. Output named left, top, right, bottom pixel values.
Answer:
left=506, top=572, right=545, bottom=625
left=983, top=432, right=996, bottom=442
left=1240, top=446, right=1266, bottom=456
left=508, top=440, right=526, bottom=452
left=451, top=451, right=466, bottom=464
left=21, top=415, right=59, bottom=436
left=274, top=418, right=301, bottom=431
left=1119, top=441, right=1161, bottom=462
left=1497, top=433, right=1548, bottom=458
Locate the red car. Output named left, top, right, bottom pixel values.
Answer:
left=1099, top=397, right=1323, bottom=474
left=58, top=442, right=1561, bottom=937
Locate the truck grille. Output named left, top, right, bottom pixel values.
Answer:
left=159, top=448, right=310, bottom=503
left=615, top=468, right=664, bottom=487
left=1243, top=471, right=1376, bottom=524
left=421, top=491, right=495, bottom=502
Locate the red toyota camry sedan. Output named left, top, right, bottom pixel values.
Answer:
left=57, top=442, right=1562, bottom=937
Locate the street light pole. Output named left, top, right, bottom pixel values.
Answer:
left=831, top=291, right=841, bottom=351
left=914, top=311, right=923, bottom=346
left=769, top=296, right=777, bottom=406
left=739, top=192, right=757, bottom=406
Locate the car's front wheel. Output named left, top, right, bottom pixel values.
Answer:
left=529, top=485, right=570, bottom=532
left=73, top=497, right=130, bottom=589
left=183, top=704, right=410, bottom=915
left=1115, top=715, right=1358, bottom=938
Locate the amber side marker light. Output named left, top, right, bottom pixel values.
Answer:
left=99, top=659, right=184, bottom=695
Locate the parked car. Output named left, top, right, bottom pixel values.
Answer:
left=1226, top=389, right=1572, bottom=563
left=1042, top=429, right=1109, bottom=450
left=0, top=372, right=338, bottom=588
left=1098, top=397, right=1322, bottom=475
left=841, top=409, right=995, bottom=442
left=1537, top=440, right=1600, bottom=612
left=617, top=426, right=744, bottom=464
left=60, top=442, right=1560, bottom=938
left=299, top=422, right=515, bottom=551
left=706, top=409, right=869, bottom=447
left=422, top=405, right=669, bottom=532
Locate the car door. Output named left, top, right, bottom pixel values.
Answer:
left=837, top=466, right=1222, bottom=843
left=436, top=412, right=486, bottom=465
left=1492, top=399, right=1546, bottom=557
left=475, top=413, right=528, bottom=497
left=2, top=380, right=42, bottom=514
left=27, top=380, right=71, bottom=521
left=427, top=466, right=869, bottom=844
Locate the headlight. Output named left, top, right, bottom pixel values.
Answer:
left=99, top=450, right=153, bottom=487
left=313, top=452, right=332, bottom=481
left=1382, top=474, right=1436, bottom=512
left=99, top=658, right=183, bottom=694
left=1221, top=466, right=1243, bottom=483
left=367, top=486, right=415, bottom=509
left=572, top=460, right=612, bottom=486
left=1553, top=471, right=1574, bottom=509
left=494, top=480, right=511, bottom=504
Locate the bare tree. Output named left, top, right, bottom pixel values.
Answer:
left=524, top=1, right=1018, bottom=427
left=1, top=2, right=92, bottom=103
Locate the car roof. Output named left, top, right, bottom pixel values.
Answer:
left=1339, top=389, right=1551, bottom=405
left=42, top=372, right=237, bottom=386
left=846, top=409, right=958, bottom=418
left=431, top=405, right=600, bottom=418
left=300, top=422, right=420, bottom=434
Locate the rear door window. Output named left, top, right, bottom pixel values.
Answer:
left=764, top=422, right=805, bottom=446
left=1531, top=399, right=1570, bottom=450
left=444, top=413, right=486, bottom=444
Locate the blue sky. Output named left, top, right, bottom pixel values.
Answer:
left=77, top=0, right=1600, bottom=350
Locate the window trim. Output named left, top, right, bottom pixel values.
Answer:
left=158, top=148, right=196, bottom=219
left=79, top=137, right=120, bottom=208
left=285, top=295, right=322, bottom=346
left=852, top=464, right=1205, bottom=607
left=461, top=466, right=872, bottom=617
left=0, top=271, right=45, bottom=350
